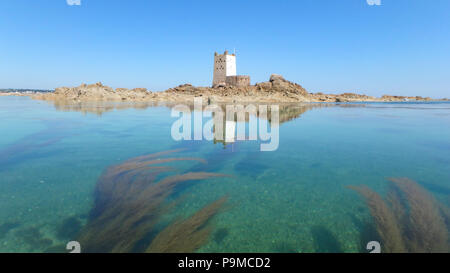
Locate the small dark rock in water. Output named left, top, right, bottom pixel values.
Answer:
left=213, top=228, right=229, bottom=244
left=15, top=227, right=53, bottom=250
left=0, top=221, right=21, bottom=239
left=311, top=226, right=343, bottom=253
left=56, top=216, right=82, bottom=240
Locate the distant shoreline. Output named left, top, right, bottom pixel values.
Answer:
left=0, top=89, right=54, bottom=93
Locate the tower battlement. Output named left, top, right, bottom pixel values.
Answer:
left=213, top=50, right=250, bottom=88
left=213, top=51, right=237, bottom=87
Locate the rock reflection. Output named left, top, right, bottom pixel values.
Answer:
left=45, top=99, right=338, bottom=118
left=49, top=100, right=163, bottom=116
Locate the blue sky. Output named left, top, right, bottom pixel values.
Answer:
left=0, top=0, right=449, bottom=97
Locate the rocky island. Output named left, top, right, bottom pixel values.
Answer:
left=13, top=74, right=444, bottom=104
left=1, top=51, right=448, bottom=103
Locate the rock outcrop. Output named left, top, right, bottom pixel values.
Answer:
left=380, top=95, right=432, bottom=102
left=159, top=74, right=310, bottom=103
left=26, top=75, right=448, bottom=103
left=33, top=82, right=152, bottom=102
left=260, top=74, right=308, bottom=95
left=312, top=92, right=377, bottom=102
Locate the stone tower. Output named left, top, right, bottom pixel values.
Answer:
left=213, top=50, right=236, bottom=87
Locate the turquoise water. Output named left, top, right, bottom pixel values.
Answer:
left=0, top=96, right=449, bottom=253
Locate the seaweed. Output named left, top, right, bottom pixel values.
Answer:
left=311, top=225, right=343, bottom=253
left=78, top=149, right=229, bottom=253
left=348, top=178, right=450, bottom=253
left=438, top=199, right=450, bottom=229
left=0, top=221, right=21, bottom=239
left=56, top=216, right=83, bottom=240
left=146, top=196, right=228, bottom=253
left=350, top=214, right=380, bottom=253
left=15, top=227, right=53, bottom=250
left=388, top=177, right=448, bottom=252
left=0, top=120, right=74, bottom=172
left=347, top=185, right=406, bottom=253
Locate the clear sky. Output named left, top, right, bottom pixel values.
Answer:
left=1, top=0, right=449, bottom=98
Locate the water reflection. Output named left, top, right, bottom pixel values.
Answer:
left=3, top=98, right=449, bottom=253
left=46, top=99, right=336, bottom=117
left=49, top=100, right=162, bottom=116
left=45, top=100, right=338, bottom=151
left=208, top=103, right=332, bottom=146
left=47, top=100, right=336, bottom=148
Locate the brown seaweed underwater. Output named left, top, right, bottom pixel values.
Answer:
left=77, top=149, right=229, bottom=253
left=348, top=178, right=450, bottom=253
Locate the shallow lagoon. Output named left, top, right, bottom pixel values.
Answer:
left=0, top=96, right=449, bottom=253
